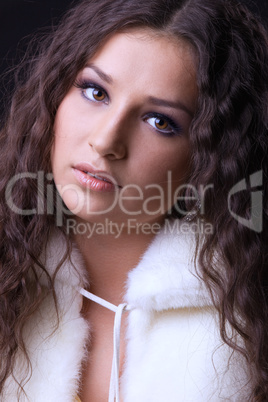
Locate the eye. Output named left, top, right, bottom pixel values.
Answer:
left=145, top=113, right=182, bottom=137
left=74, top=79, right=109, bottom=104
left=148, top=117, right=169, bottom=130
left=84, top=87, right=107, bottom=102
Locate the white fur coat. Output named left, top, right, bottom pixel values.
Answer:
left=3, top=220, right=251, bottom=401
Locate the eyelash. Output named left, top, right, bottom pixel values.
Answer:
left=74, top=79, right=109, bottom=103
left=74, top=79, right=183, bottom=137
left=143, top=112, right=183, bottom=137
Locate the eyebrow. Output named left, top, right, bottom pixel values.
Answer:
left=147, top=96, right=194, bottom=117
left=85, top=64, right=194, bottom=117
left=85, top=64, right=113, bottom=84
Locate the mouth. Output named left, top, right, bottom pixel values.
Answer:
left=83, top=170, right=114, bottom=184
left=72, top=162, right=121, bottom=191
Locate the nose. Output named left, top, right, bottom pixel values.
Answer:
left=88, top=108, right=128, bottom=160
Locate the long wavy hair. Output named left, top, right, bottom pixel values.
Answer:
left=0, top=0, right=267, bottom=399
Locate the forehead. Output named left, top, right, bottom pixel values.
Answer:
left=85, top=29, right=198, bottom=107
left=89, top=29, right=196, bottom=78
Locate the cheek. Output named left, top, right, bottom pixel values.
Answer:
left=52, top=94, right=81, bottom=141
left=50, top=134, right=63, bottom=177
left=161, top=143, right=192, bottom=205
left=51, top=105, right=79, bottom=173
left=134, top=144, right=191, bottom=215
left=51, top=107, right=66, bottom=171
left=171, top=149, right=192, bottom=184
left=153, top=141, right=192, bottom=187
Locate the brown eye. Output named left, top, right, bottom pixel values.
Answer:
left=155, top=117, right=168, bottom=130
left=146, top=116, right=171, bottom=132
left=145, top=114, right=182, bottom=137
left=92, top=88, right=106, bottom=101
left=83, top=86, right=108, bottom=103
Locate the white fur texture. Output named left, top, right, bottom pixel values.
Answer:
left=3, top=222, right=251, bottom=401
left=3, top=233, right=89, bottom=402
left=122, top=222, right=250, bottom=401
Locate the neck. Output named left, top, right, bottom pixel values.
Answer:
left=73, top=219, right=159, bottom=305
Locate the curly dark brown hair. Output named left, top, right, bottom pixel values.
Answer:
left=0, top=0, right=267, bottom=399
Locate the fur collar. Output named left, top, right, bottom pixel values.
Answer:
left=125, top=219, right=211, bottom=311
left=4, top=218, right=215, bottom=401
left=44, top=218, right=211, bottom=313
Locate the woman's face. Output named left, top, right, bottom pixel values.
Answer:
left=52, top=29, right=198, bottom=226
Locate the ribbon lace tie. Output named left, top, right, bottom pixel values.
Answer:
left=79, top=288, right=131, bottom=402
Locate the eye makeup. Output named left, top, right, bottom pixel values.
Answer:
left=74, top=79, right=109, bottom=103
left=73, top=77, right=184, bottom=137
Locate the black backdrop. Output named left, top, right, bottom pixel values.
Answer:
left=0, top=0, right=74, bottom=78
left=0, top=0, right=268, bottom=93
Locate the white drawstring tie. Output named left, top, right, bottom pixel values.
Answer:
left=79, top=288, right=131, bottom=402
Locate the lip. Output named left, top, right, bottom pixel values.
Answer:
left=72, top=163, right=121, bottom=192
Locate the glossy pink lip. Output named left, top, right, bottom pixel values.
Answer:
left=72, top=163, right=121, bottom=192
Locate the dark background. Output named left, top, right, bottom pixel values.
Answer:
left=0, top=0, right=267, bottom=99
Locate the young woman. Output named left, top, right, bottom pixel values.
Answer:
left=0, top=0, right=267, bottom=400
